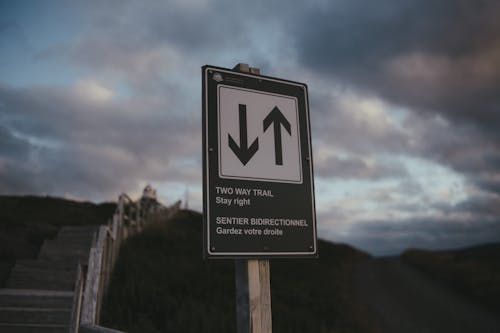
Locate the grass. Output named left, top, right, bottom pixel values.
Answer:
left=101, top=210, right=374, bottom=333
left=101, top=210, right=235, bottom=332
left=4, top=194, right=498, bottom=330
left=402, top=243, right=500, bottom=313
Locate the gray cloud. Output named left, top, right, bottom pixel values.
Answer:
left=295, top=0, right=500, bottom=134
left=315, top=154, right=407, bottom=180
left=292, top=0, right=500, bottom=199
left=404, top=111, right=500, bottom=196
left=0, top=125, right=41, bottom=194
left=0, top=81, right=200, bottom=201
left=325, top=214, right=500, bottom=256
left=68, top=1, right=279, bottom=71
left=310, top=90, right=412, bottom=157
left=0, top=125, right=30, bottom=159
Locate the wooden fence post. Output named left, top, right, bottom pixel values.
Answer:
left=247, top=259, right=272, bottom=333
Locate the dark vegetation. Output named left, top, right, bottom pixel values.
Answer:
left=402, top=243, right=500, bottom=313
left=4, top=194, right=499, bottom=330
left=0, top=195, right=116, bottom=286
left=101, top=210, right=374, bottom=333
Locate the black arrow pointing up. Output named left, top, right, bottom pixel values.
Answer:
left=228, top=104, right=259, bottom=165
left=263, top=106, right=291, bottom=165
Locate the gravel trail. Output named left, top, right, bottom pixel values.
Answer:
left=355, top=257, right=500, bottom=333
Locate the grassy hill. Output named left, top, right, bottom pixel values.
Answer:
left=402, top=243, right=500, bottom=313
left=2, top=195, right=498, bottom=330
left=0, top=195, right=116, bottom=227
left=0, top=195, right=116, bottom=286
left=101, top=210, right=374, bottom=333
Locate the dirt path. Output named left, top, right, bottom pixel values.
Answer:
left=355, top=257, right=500, bottom=333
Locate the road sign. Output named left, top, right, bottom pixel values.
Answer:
left=202, top=65, right=317, bottom=257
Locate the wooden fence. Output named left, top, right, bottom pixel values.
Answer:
left=71, top=193, right=180, bottom=333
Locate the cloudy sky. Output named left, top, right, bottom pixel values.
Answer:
left=2, top=0, right=500, bottom=255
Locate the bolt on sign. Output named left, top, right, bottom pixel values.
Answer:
left=202, top=65, right=317, bottom=258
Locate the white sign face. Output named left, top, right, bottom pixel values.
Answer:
left=218, top=85, right=302, bottom=183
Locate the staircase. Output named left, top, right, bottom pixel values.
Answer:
left=0, top=225, right=97, bottom=333
left=0, top=189, right=179, bottom=333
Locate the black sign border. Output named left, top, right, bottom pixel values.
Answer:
left=202, top=65, right=317, bottom=259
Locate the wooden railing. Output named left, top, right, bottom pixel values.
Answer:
left=70, top=263, right=85, bottom=333
left=79, top=324, right=127, bottom=333
left=73, top=193, right=181, bottom=333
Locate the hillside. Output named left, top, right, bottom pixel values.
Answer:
left=101, top=209, right=500, bottom=332
left=402, top=243, right=500, bottom=313
left=0, top=195, right=116, bottom=227
left=0, top=195, right=116, bottom=286
left=101, top=210, right=374, bottom=333
left=2, top=195, right=498, bottom=331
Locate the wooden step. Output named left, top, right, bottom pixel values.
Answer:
left=59, top=225, right=98, bottom=230
left=44, top=236, right=94, bottom=245
left=8, top=269, right=76, bottom=282
left=54, top=235, right=96, bottom=245
left=57, top=226, right=98, bottom=237
left=32, top=257, right=87, bottom=268
left=14, top=260, right=78, bottom=272
left=0, top=307, right=71, bottom=325
left=7, top=278, right=75, bottom=290
left=40, top=242, right=92, bottom=254
left=11, top=265, right=75, bottom=275
left=39, top=242, right=90, bottom=255
left=0, top=323, right=68, bottom=333
left=6, top=271, right=76, bottom=291
left=46, top=236, right=95, bottom=245
left=0, top=289, right=73, bottom=308
left=54, top=233, right=95, bottom=242
left=6, top=280, right=75, bottom=292
left=38, top=248, right=90, bottom=263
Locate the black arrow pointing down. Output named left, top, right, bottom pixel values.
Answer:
left=228, top=104, right=259, bottom=165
